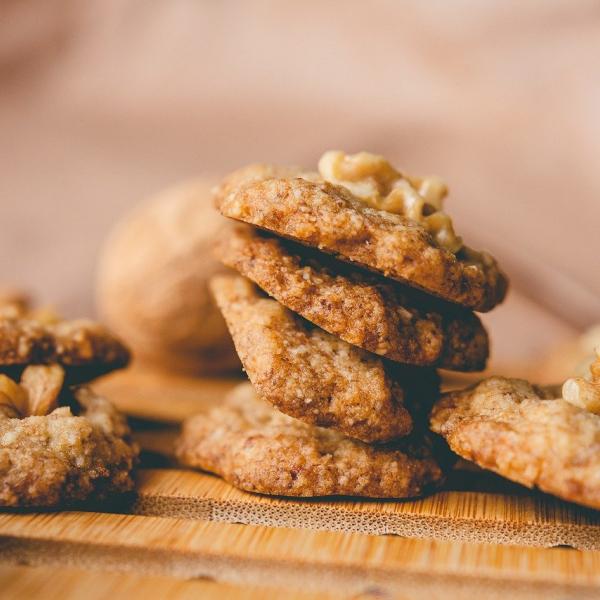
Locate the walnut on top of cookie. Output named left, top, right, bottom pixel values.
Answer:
left=0, top=364, right=65, bottom=418
left=178, top=150, right=511, bottom=499
left=215, top=150, right=508, bottom=312
left=562, top=347, right=600, bottom=413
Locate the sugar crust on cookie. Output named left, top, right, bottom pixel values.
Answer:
left=215, top=164, right=508, bottom=312
left=217, top=226, right=488, bottom=371
left=430, top=376, right=600, bottom=509
left=210, top=275, right=440, bottom=443
left=176, top=382, right=445, bottom=498
left=0, top=386, right=138, bottom=507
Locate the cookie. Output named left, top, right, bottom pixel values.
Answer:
left=217, top=226, right=488, bottom=371
left=210, top=275, right=439, bottom=443
left=215, top=158, right=508, bottom=312
left=430, top=376, right=600, bottom=509
left=0, top=365, right=138, bottom=507
left=0, top=297, right=130, bottom=382
left=176, top=382, right=445, bottom=498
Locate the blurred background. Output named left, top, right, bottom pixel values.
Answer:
left=1, top=0, right=599, bottom=370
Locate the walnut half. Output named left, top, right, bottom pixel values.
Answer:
left=317, top=150, right=463, bottom=253
left=562, top=347, right=600, bottom=414
left=0, top=365, right=65, bottom=419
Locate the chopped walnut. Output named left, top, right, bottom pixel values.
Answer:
left=0, top=290, right=30, bottom=319
left=0, top=381, right=28, bottom=418
left=562, top=347, right=600, bottom=414
left=0, top=365, right=65, bottom=419
left=0, top=290, right=60, bottom=324
left=318, top=150, right=463, bottom=253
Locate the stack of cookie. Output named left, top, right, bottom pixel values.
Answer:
left=0, top=292, right=138, bottom=507
left=176, top=151, right=508, bottom=499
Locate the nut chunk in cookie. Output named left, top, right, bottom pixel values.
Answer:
left=216, top=226, right=489, bottom=371
left=215, top=152, right=508, bottom=312
left=0, top=293, right=129, bottom=382
left=176, top=382, right=445, bottom=498
left=0, top=365, right=138, bottom=507
left=210, top=275, right=439, bottom=444
left=430, top=364, right=600, bottom=510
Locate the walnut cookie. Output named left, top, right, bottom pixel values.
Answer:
left=430, top=357, right=600, bottom=509
left=214, top=152, right=508, bottom=312
left=176, top=382, right=445, bottom=498
left=0, top=365, right=138, bottom=507
left=216, top=225, right=489, bottom=371
left=210, top=275, right=439, bottom=444
left=0, top=293, right=129, bottom=382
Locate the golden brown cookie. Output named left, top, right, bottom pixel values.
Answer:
left=176, top=382, right=445, bottom=498
left=430, top=376, right=600, bottom=509
left=0, top=315, right=130, bottom=383
left=0, top=366, right=138, bottom=507
left=210, top=275, right=439, bottom=443
left=217, top=226, right=489, bottom=371
left=215, top=161, right=508, bottom=312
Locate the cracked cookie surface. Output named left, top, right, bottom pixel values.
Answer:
left=210, top=275, right=439, bottom=443
left=430, top=376, right=600, bottom=509
left=217, top=226, right=488, bottom=371
left=176, top=382, right=445, bottom=498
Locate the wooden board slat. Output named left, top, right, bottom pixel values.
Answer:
left=95, top=368, right=241, bottom=423
left=0, top=511, right=599, bottom=600
left=129, top=468, right=600, bottom=550
left=0, top=564, right=332, bottom=600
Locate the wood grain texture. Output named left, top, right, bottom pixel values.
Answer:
left=0, top=511, right=599, bottom=599
left=95, top=367, right=242, bottom=423
left=129, top=468, right=600, bottom=550
left=0, top=564, right=330, bottom=600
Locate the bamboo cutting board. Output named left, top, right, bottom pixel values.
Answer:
left=1, top=366, right=600, bottom=599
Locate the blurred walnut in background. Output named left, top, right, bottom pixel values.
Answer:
left=96, top=180, right=240, bottom=375
left=534, top=325, right=600, bottom=385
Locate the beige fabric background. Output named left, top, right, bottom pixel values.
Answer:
left=1, top=0, right=598, bottom=367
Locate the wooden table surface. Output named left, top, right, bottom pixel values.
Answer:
left=1, top=367, right=600, bottom=599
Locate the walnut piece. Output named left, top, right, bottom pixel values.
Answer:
left=0, top=290, right=59, bottom=324
left=0, top=290, right=30, bottom=319
left=0, top=365, right=65, bottom=419
left=562, top=347, right=600, bottom=413
left=318, top=150, right=463, bottom=253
